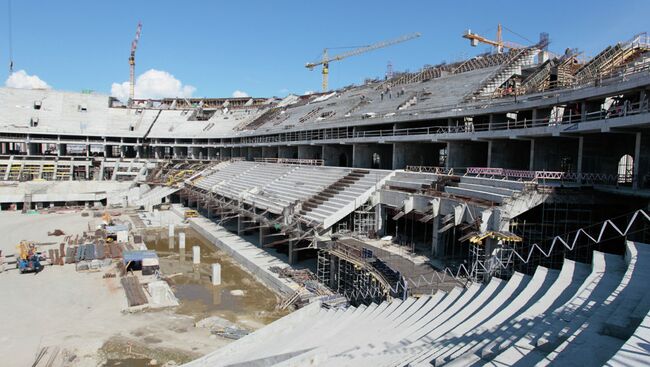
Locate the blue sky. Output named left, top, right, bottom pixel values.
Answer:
left=2, top=0, right=649, bottom=98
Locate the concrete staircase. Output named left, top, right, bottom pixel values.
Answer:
left=298, top=169, right=369, bottom=223
left=132, top=185, right=180, bottom=208
left=182, top=241, right=650, bottom=367
left=465, top=46, right=540, bottom=100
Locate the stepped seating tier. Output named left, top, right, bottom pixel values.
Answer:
left=182, top=241, right=650, bottom=367
left=190, top=161, right=392, bottom=226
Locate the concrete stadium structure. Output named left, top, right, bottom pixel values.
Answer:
left=2, top=33, right=650, bottom=365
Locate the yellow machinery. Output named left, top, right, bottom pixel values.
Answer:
left=462, top=23, right=527, bottom=54
left=184, top=209, right=199, bottom=220
left=305, top=33, right=421, bottom=92
left=102, top=211, right=113, bottom=226
left=469, top=231, right=522, bottom=245
left=16, top=241, right=36, bottom=260
left=166, top=169, right=194, bottom=186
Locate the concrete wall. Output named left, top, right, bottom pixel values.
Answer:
left=297, top=145, right=322, bottom=160
left=489, top=140, right=530, bottom=169
left=220, top=147, right=232, bottom=159
left=392, top=142, right=442, bottom=169
left=262, top=146, right=278, bottom=159
left=582, top=133, right=635, bottom=175
left=323, top=144, right=353, bottom=167
left=532, top=137, right=578, bottom=171
left=353, top=143, right=393, bottom=169
left=278, top=146, right=298, bottom=159
left=247, top=147, right=263, bottom=161
left=446, top=141, right=488, bottom=168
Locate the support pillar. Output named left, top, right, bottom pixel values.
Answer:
left=259, top=226, right=265, bottom=247
left=633, top=132, right=642, bottom=189
left=288, top=240, right=295, bottom=265
left=193, top=246, right=201, bottom=264
left=577, top=136, right=584, bottom=184
left=487, top=140, right=493, bottom=168
left=431, top=216, right=441, bottom=257
left=211, top=263, right=221, bottom=285
left=529, top=139, right=535, bottom=171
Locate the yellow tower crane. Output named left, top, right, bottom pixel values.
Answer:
left=128, top=22, right=142, bottom=105
left=462, top=23, right=526, bottom=53
left=305, top=32, right=421, bottom=92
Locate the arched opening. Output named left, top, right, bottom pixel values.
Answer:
left=338, top=153, right=347, bottom=167
left=372, top=152, right=381, bottom=169
left=618, top=154, right=633, bottom=183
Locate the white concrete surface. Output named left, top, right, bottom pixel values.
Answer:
left=183, top=243, right=650, bottom=367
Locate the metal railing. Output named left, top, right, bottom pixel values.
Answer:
left=253, top=157, right=324, bottom=166
left=237, top=99, right=649, bottom=146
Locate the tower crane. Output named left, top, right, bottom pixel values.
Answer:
left=305, top=32, right=421, bottom=92
left=462, top=23, right=526, bottom=53
left=128, top=22, right=142, bottom=105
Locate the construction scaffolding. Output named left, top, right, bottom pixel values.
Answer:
left=353, top=207, right=376, bottom=238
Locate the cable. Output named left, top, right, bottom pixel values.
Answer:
left=502, top=25, right=534, bottom=45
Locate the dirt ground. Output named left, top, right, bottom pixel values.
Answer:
left=0, top=210, right=285, bottom=366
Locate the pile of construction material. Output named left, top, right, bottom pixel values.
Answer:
left=270, top=266, right=337, bottom=309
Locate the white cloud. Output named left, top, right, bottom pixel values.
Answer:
left=232, top=90, right=249, bottom=98
left=110, top=69, right=196, bottom=101
left=5, top=70, right=51, bottom=89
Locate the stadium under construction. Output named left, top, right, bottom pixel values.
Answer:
left=2, top=30, right=650, bottom=366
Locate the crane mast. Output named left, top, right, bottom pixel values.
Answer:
left=306, top=32, right=421, bottom=92
left=129, top=22, right=142, bottom=105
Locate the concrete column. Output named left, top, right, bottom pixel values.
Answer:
left=633, top=132, right=642, bottom=189
left=529, top=139, right=535, bottom=170
left=179, top=232, right=186, bottom=249
left=488, top=114, right=494, bottom=131
left=431, top=216, right=441, bottom=257
left=581, top=101, right=587, bottom=121
left=192, top=246, right=201, bottom=264
left=531, top=109, right=538, bottom=125
left=168, top=224, right=174, bottom=237
left=374, top=204, right=384, bottom=236
left=259, top=226, right=265, bottom=247
left=577, top=136, right=584, bottom=184
left=211, top=263, right=221, bottom=285
left=237, top=214, right=243, bottom=235
left=288, top=240, right=295, bottom=265
left=487, top=140, right=493, bottom=168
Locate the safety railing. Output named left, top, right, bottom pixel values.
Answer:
left=236, top=99, right=649, bottom=146
left=465, top=166, right=629, bottom=185
left=253, top=157, right=324, bottom=166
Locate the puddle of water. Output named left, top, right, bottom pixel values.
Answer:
left=144, top=228, right=287, bottom=325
